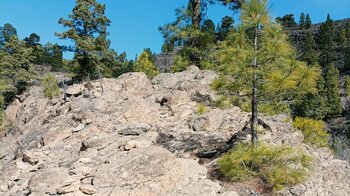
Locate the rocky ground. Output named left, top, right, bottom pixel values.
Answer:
left=0, top=66, right=349, bottom=196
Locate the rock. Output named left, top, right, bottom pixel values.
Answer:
left=152, top=73, right=179, bottom=89
left=189, top=109, right=223, bottom=132
left=66, top=84, right=83, bottom=96
left=79, top=184, right=96, bottom=195
left=72, top=123, right=86, bottom=132
left=1, top=68, right=350, bottom=196
left=117, top=122, right=151, bottom=136
left=5, top=99, right=21, bottom=122
left=28, top=168, right=71, bottom=195
left=57, top=181, right=80, bottom=194
left=22, top=151, right=39, bottom=166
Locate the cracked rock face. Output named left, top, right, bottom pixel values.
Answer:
left=1, top=66, right=350, bottom=196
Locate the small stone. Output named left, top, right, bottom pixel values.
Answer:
left=72, top=123, right=86, bottom=133
left=22, top=151, right=39, bottom=166
left=79, top=185, right=96, bottom=195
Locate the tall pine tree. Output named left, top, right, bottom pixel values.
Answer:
left=324, top=64, right=342, bottom=117
left=301, top=31, right=318, bottom=65
left=0, top=36, right=35, bottom=104
left=56, top=0, right=116, bottom=80
left=305, top=14, right=312, bottom=29
left=317, top=14, right=336, bottom=67
left=299, top=13, right=306, bottom=29
left=215, top=0, right=319, bottom=144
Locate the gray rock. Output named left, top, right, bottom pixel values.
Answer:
left=22, top=151, right=39, bottom=166
left=72, top=123, right=86, bottom=132
left=79, top=184, right=96, bottom=195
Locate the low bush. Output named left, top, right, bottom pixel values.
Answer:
left=212, top=96, right=232, bottom=109
left=43, top=74, right=60, bottom=99
left=210, top=75, right=227, bottom=91
left=292, top=117, right=330, bottom=148
left=218, top=143, right=313, bottom=192
left=332, top=135, right=350, bottom=162
left=197, top=103, right=208, bottom=115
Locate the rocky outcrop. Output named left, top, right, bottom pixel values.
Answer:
left=0, top=67, right=349, bottom=195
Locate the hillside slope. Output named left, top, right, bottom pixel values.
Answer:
left=0, top=66, right=349, bottom=196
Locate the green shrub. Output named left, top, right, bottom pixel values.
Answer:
left=197, top=103, right=208, bottom=115
left=172, top=55, right=190, bottom=73
left=211, top=75, right=227, bottom=91
left=218, top=143, right=313, bottom=192
left=213, top=96, right=232, bottom=109
left=43, top=74, right=60, bottom=99
left=292, top=117, right=330, bottom=148
left=135, top=51, right=159, bottom=78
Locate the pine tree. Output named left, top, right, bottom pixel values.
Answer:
left=276, top=14, right=297, bottom=28
left=305, top=14, right=312, bottom=29
left=217, top=16, right=235, bottom=41
left=344, top=75, right=350, bottom=96
left=24, top=33, right=43, bottom=64
left=318, top=14, right=336, bottom=67
left=301, top=31, right=318, bottom=65
left=201, top=19, right=216, bottom=45
left=324, top=64, right=342, bottom=117
left=56, top=0, right=116, bottom=80
left=299, top=13, right=306, bottom=29
left=51, top=44, right=63, bottom=71
left=338, top=27, right=347, bottom=49
left=0, top=36, right=35, bottom=104
left=0, top=23, right=17, bottom=48
left=345, top=47, right=350, bottom=70
left=135, top=50, right=159, bottom=78
left=293, top=72, right=328, bottom=120
left=215, top=0, right=319, bottom=144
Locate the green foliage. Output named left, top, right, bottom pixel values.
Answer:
left=43, top=74, right=60, bottom=99
left=159, top=1, right=220, bottom=67
left=276, top=14, right=297, bottom=28
left=293, top=117, right=330, bottom=148
left=0, top=35, right=36, bottom=105
left=0, top=23, right=17, bottom=48
left=317, top=14, right=336, bottom=66
left=301, top=32, right=318, bottom=65
left=337, top=27, right=347, bottom=49
left=345, top=47, right=350, bottom=70
left=56, top=0, right=116, bottom=80
left=344, top=75, right=350, bottom=96
left=210, top=75, right=228, bottom=91
left=217, top=16, right=235, bottom=41
left=212, top=0, right=320, bottom=119
left=197, top=103, right=208, bottom=115
left=324, top=64, right=342, bottom=117
left=172, top=55, right=190, bottom=73
left=305, top=14, right=312, bottom=29
left=299, top=13, right=306, bottom=29
left=293, top=74, right=328, bottom=120
left=218, top=143, right=313, bottom=192
left=213, top=96, right=232, bottom=110
left=331, top=135, right=350, bottom=162
left=135, top=50, right=159, bottom=78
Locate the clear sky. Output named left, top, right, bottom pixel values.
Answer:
left=0, top=0, right=349, bottom=59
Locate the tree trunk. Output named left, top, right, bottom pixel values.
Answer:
left=190, top=0, right=201, bottom=67
left=191, top=0, right=201, bottom=29
left=251, top=25, right=259, bottom=145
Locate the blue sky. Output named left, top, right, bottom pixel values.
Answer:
left=0, top=0, right=349, bottom=59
